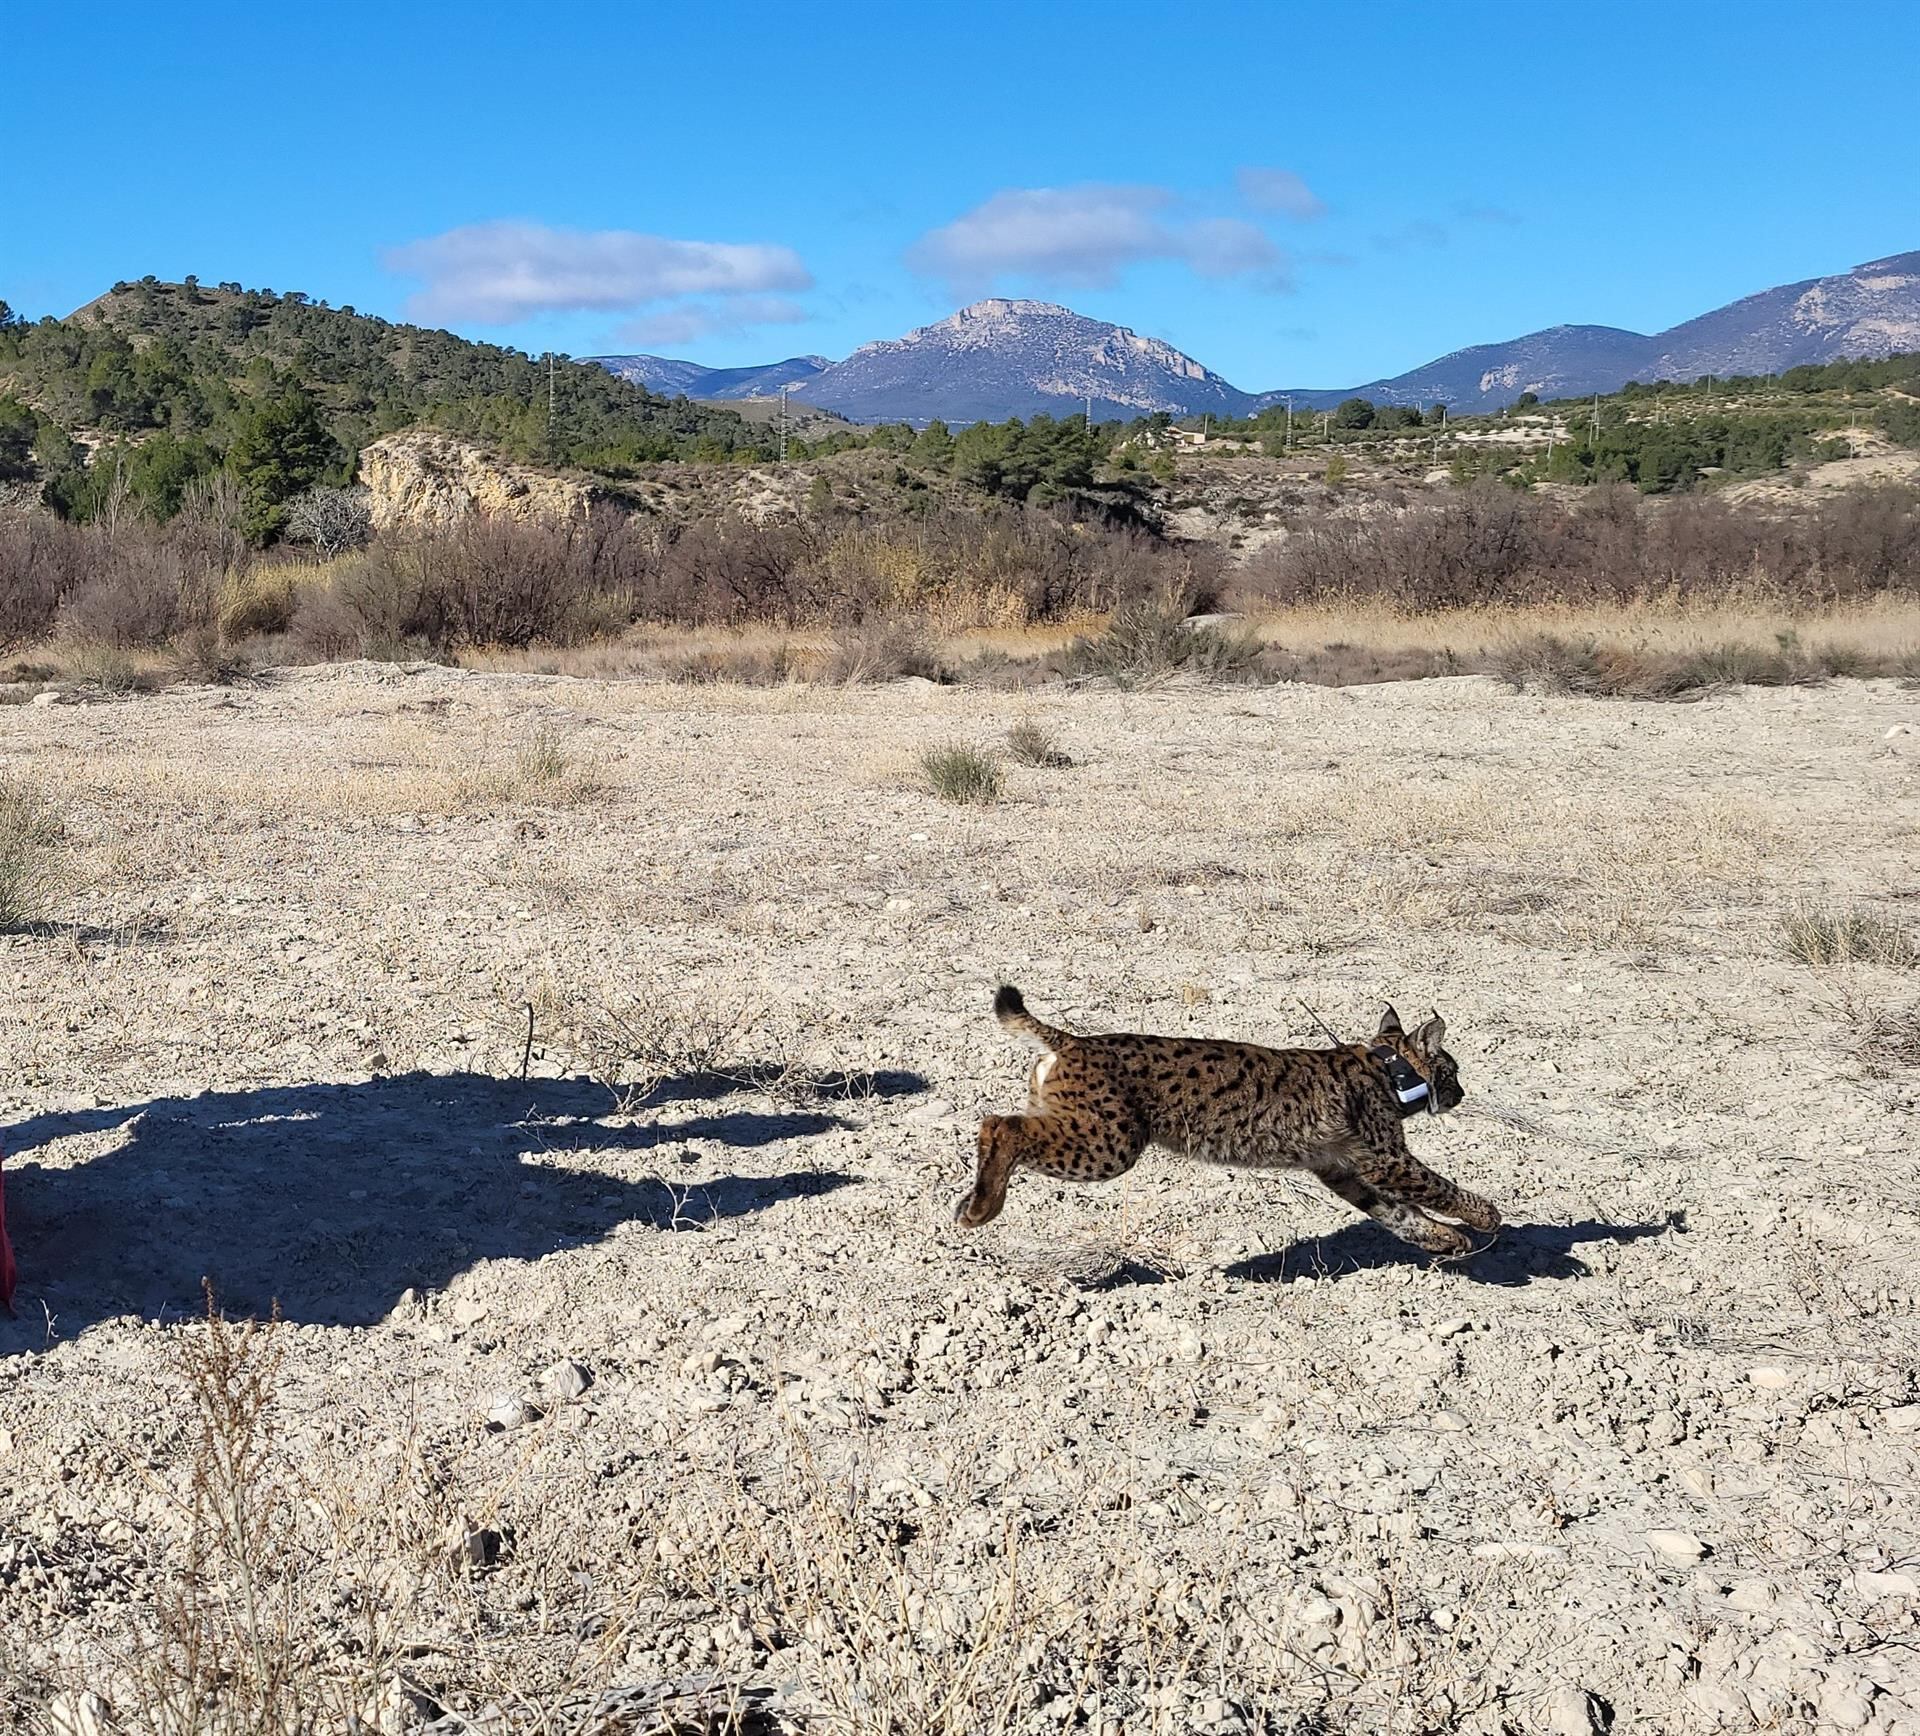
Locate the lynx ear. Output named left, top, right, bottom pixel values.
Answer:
left=1376, top=1003, right=1404, bottom=1038
left=1414, top=1011, right=1447, bottom=1055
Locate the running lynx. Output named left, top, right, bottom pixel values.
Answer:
left=957, top=986, right=1500, bottom=1255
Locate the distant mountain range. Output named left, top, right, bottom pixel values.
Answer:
left=593, top=353, right=832, bottom=401
left=587, top=249, right=1920, bottom=424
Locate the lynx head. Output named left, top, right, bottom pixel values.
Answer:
left=1376, top=1004, right=1465, bottom=1113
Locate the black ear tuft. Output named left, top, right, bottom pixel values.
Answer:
left=1376, top=1003, right=1404, bottom=1038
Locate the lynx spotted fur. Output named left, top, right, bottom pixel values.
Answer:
left=957, top=986, right=1500, bottom=1255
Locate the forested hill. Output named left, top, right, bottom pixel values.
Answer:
left=0, top=278, right=763, bottom=508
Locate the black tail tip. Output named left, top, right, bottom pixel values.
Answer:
left=994, top=984, right=1025, bottom=1018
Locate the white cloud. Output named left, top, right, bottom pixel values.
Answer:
left=906, top=184, right=1283, bottom=295
left=612, top=296, right=810, bottom=348
left=382, top=220, right=812, bottom=324
left=1235, top=167, right=1326, bottom=220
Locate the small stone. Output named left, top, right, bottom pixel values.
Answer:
left=485, top=1391, right=537, bottom=1429
left=1647, top=1529, right=1709, bottom=1564
left=1748, top=1366, right=1790, bottom=1390
left=1816, top=1676, right=1873, bottom=1729
left=0, top=1429, right=13, bottom=1456
left=1432, top=1317, right=1472, bottom=1341
left=1294, top=1595, right=1340, bottom=1630
left=1727, top=1578, right=1776, bottom=1612
left=1853, top=1569, right=1918, bottom=1601
left=450, top=1298, right=488, bottom=1327
left=1473, top=1540, right=1567, bottom=1561
left=540, top=1359, right=592, bottom=1401
left=1541, top=1684, right=1607, bottom=1736
left=443, top=1515, right=494, bottom=1573
left=1431, top=1409, right=1469, bottom=1432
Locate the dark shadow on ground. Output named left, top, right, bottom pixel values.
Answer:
left=0, top=1067, right=913, bottom=1347
left=632, top=1066, right=930, bottom=1110
left=1225, top=1214, right=1683, bottom=1288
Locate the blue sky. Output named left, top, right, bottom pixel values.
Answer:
left=6, top=0, right=1918, bottom=390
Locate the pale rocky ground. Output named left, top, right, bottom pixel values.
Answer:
left=1, top=664, right=1917, bottom=1734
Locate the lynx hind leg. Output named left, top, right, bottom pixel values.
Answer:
left=1320, top=1169, right=1473, bottom=1256
left=954, top=1109, right=1148, bottom=1229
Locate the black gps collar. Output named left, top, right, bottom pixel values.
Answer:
left=1369, top=1045, right=1435, bottom=1117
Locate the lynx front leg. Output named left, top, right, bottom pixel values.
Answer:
left=1382, top=1156, right=1502, bottom=1233
left=1318, top=1168, right=1474, bottom=1256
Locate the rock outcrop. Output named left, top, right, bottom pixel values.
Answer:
left=359, top=431, right=596, bottom=531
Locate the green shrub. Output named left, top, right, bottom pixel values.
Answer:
left=920, top=743, right=1003, bottom=804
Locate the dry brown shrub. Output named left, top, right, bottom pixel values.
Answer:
left=1238, top=480, right=1920, bottom=612
left=819, top=618, right=949, bottom=684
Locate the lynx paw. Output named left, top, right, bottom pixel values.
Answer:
left=953, top=1192, right=999, bottom=1229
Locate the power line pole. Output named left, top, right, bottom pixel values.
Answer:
left=778, top=386, right=788, bottom=461
left=1285, top=396, right=1293, bottom=448
left=546, top=352, right=558, bottom=463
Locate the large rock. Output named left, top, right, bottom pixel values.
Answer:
left=359, top=431, right=596, bottom=531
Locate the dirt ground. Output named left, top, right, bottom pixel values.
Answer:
left=1, top=662, right=1917, bottom=1734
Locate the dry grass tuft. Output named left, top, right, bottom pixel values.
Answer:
left=452, top=722, right=606, bottom=809
left=1860, top=1004, right=1920, bottom=1069
left=1781, top=900, right=1918, bottom=967
left=819, top=619, right=950, bottom=685
left=538, top=976, right=768, bottom=1113
left=0, top=778, right=67, bottom=931
left=1005, top=718, right=1069, bottom=768
left=93, top=1290, right=397, bottom=1736
left=920, top=742, right=1004, bottom=804
left=48, top=637, right=163, bottom=695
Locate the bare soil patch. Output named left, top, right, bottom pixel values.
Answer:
left=1, top=664, right=1916, bottom=1733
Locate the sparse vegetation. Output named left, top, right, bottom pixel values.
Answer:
left=454, top=722, right=604, bottom=808
left=1781, top=900, right=1918, bottom=967
left=819, top=618, right=949, bottom=684
left=4, top=654, right=1914, bottom=1735
left=920, top=741, right=1004, bottom=803
left=1859, top=1004, right=1920, bottom=1069
left=1006, top=718, right=1068, bottom=767
left=1053, top=604, right=1263, bottom=687
left=1241, top=481, right=1920, bottom=612
left=0, top=778, right=65, bottom=929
